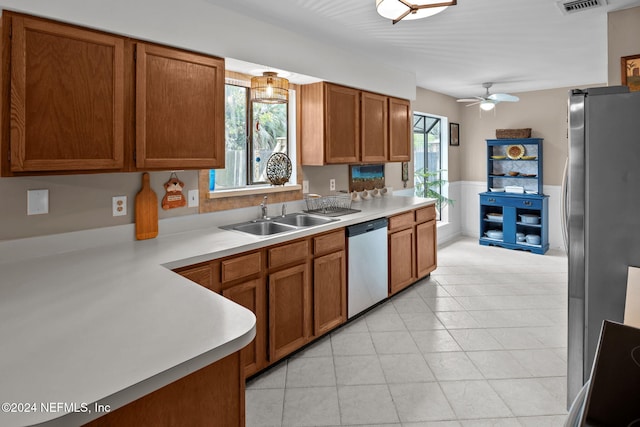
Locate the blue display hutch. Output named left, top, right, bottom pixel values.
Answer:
left=479, top=138, right=549, bottom=255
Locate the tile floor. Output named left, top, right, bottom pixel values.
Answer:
left=246, top=237, right=569, bottom=426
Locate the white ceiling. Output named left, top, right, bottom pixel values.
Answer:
left=214, top=0, right=640, bottom=99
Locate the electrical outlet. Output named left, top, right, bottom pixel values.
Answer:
left=302, top=180, right=309, bottom=194
left=112, top=196, right=127, bottom=216
left=27, top=189, right=49, bottom=215
left=188, top=189, right=199, bottom=207
left=329, top=179, right=336, bottom=191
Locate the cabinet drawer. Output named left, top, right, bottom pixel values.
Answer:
left=480, top=195, right=542, bottom=210
left=269, top=240, right=309, bottom=269
left=221, top=251, right=262, bottom=283
left=388, top=211, right=414, bottom=231
left=415, top=205, right=436, bottom=223
left=313, top=229, right=345, bottom=255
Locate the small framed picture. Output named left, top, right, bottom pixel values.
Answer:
left=450, top=122, right=460, bottom=146
left=621, top=54, right=640, bottom=92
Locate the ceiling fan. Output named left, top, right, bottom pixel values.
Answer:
left=456, top=82, right=519, bottom=111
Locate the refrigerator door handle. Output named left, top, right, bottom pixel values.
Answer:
left=561, top=157, right=569, bottom=253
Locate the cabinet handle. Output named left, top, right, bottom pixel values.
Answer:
left=523, top=201, right=532, bottom=206
left=488, top=198, right=496, bottom=203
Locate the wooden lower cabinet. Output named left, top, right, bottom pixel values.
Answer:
left=388, top=205, right=438, bottom=296
left=388, top=227, right=415, bottom=295
left=313, top=250, right=347, bottom=336
left=222, top=278, right=266, bottom=377
left=83, top=351, right=244, bottom=427
left=416, top=219, right=437, bottom=278
left=268, top=263, right=311, bottom=362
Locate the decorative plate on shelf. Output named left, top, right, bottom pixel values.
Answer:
left=491, top=155, right=507, bottom=160
left=521, top=155, right=537, bottom=160
left=266, top=152, right=292, bottom=185
left=506, top=144, right=525, bottom=159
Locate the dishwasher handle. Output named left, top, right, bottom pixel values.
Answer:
left=346, top=218, right=388, bottom=237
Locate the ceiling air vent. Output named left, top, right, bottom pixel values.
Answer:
left=557, top=0, right=607, bottom=15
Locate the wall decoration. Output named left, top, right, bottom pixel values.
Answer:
left=349, top=164, right=384, bottom=192
left=621, top=54, right=640, bottom=92
left=401, top=162, right=409, bottom=188
left=161, top=172, right=187, bottom=210
left=450, top=122, right=460, bottom=146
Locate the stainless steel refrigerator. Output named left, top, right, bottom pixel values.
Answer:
left=565, top=86, right=640, bottom=406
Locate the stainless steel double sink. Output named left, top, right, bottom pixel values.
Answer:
left=220, top=213, right=338, bottom=236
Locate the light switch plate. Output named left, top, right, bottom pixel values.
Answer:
left=27, top=189, right=49, bottom=215
left=188, top=189, right=199, bottom=207
left=302, top=180, right=309, bottom=194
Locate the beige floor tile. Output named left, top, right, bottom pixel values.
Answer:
left=489, top=378, right=568, bottom=417
left=449, top=329, right=503, bottom=351
left=440, top=380, right=513, bottom=419
left=400, top=311, right=446, bottom=331
left=338, top=384, right=400, bottom=425
left=412, top=329, right=462, bottom=353
left=285, top=356, right=336, bottom=388
left=422, top=297, right=466, bottom=312
left=466, top=350, right=532, bottom=379
left=371, top=331, right=421, bottom=354
left=424, top=352, right=484, bottom=381
left=379, top=353, right=436, bottom=383
left=389, top=382, right=456, bottom=422
left=282, top=387, right=341, bottom=426
left=331, top=331, right=376, bottom=356
left=334, top=355, right=386, bottom=386
left=246, top=388, right=284, bottom=427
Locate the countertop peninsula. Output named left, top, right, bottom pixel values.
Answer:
left=0, top=194, right=434, bottom=426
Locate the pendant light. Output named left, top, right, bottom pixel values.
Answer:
left=376, top=0, right=456, bottom=24
left=480, top=100, right=496, bottom=111
left=250, top=71, right=289, bottom=104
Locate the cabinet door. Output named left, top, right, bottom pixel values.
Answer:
left=389, top=228, right=415, bottom=295
left=388, top=97, right=411, bottom=162
left=9, top=16, right=125, bottom=172
left=361, top=92, right=388, bottom=163
left=222, top=278, right=266, bottom=378
left=416, top=220, right=437, bottom=279
left=313, top=250, right=346, bottom=336
left=175, top=263, right=219, bottom=293
left=136, top=43, right=224, bottom=169
left=268, top=263, right=311, bottom=361
left=325, top=84, right=359, bottom=164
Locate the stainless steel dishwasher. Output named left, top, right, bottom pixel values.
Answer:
left=346, top=217, right=388, bottom=318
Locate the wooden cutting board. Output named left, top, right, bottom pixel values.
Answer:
left=135, top=172, right=158, bottom=240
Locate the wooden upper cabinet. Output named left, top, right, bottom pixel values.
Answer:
left=8, top=14, right=125, bottom=172
left=361, top=91, right=388, bottom=163
left=135, top=43, right=225, bottom=169
left=389, top=97, right=411, bottom=162
left=325, top=83, right=360, bottom=164
left=300, top=81, right=410, bottom=165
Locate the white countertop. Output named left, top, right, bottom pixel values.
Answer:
left=0, top=195, right=434, bottom=427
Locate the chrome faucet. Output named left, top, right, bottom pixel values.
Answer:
left=281, top=203, right=287, bottom=217
left=260, top=196, right=268, bottom=220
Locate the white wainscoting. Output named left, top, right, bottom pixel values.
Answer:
left=440, top=181, right=564, bottom=251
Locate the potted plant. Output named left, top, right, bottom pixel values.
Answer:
left=413, top=168, right=454, bottom=216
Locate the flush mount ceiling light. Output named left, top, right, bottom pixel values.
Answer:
left=251, top=71, right=289, bottom=104
left=376, top=0, right=456, bottom=24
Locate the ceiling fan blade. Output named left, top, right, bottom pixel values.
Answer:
left=488, top=93, right=519, bottom=102
left=463, top=101, right=482, bottom=107
left=415, top=1, right=458, bottom=10
left=456, top=97, right=483, bottom=102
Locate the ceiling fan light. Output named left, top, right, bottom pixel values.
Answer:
left=480, top=100, right=496, bottom=111
left=376, top=0, right=454, bottom=21
left=251, top=72, right=289, bottom=104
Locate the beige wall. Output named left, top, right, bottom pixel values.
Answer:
left=0, top=171, right=199, bottom=240
left=608, top=6, right=640, bottom=85
left=458, top=87, right=582, bottom=186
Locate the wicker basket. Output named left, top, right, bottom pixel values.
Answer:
left=495, top=128, right=531, bottom=139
